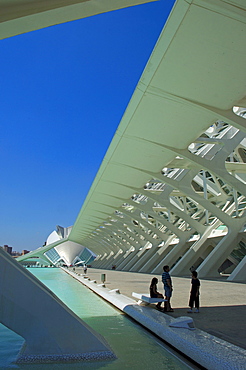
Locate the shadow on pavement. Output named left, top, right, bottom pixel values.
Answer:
left=167, top=305, right=246, bottom=350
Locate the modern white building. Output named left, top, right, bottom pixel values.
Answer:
left=1, top=0, right=160, bottom=363
left=9, top=0, right=246, bottom=282
left=1, top=0, right=246, bottom=364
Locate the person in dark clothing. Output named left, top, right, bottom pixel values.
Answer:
left=150, top=277, right=164, bottom=310
left=187, top=270, right=200, bottom=313
left=162, top=265, right=174, bottom=312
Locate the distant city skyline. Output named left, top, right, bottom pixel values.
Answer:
left=0, top=244, right=29, bottom=256
left=0, top=0, right=175, bottom=251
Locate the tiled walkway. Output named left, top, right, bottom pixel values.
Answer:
left=71, top=267, right=246, bottom=350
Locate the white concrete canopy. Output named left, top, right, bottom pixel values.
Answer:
left=0, top=0, right=156, bottom=39
left=11, top=0, right=246, bottom=281
left=67, top=0, right=246, bottom=280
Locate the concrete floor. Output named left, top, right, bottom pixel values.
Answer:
left=72, top=267, right=246, bottom=351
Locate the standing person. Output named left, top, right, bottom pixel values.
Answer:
left=150, top=277, right=164, bottom=311
left=162, top=265, right=173, bottom=312
left=83, top=264, right=87, bottom=275
left=187, top=270, right=200, bottom=313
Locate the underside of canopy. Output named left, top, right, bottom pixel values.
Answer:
left=0, top=0, right=156, bottom=39
left=67, top=0, right=246, bottom=280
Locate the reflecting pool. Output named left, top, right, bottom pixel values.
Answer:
left=0, top=268, right=194, bottom=369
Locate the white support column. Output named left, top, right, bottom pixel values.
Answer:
left=203, top=170, right=209, bottom=225
left=151, top=238, right=192, bottom=275
left=170, top=219, right=222, bottom=275
left=123, top=246, right=148, bottom=271
left=227, top=255, right=246, bottom=282
left=103, top=249, right=123, bottom=270
left=139, top=244, right=166, bottom=273
left=117, top=247, right=137, bottom=270
left=99, top=251, right=115, bottom=269
left=131, top=243, right=159, bottom=272
left=197, top=228, right=242, bottom=278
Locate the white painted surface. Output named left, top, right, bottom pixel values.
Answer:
left=65, top=268, right=246, bottom=370
left=0, top=0, right=156, bottom=39
left=0, top=249, right=115, bottom=363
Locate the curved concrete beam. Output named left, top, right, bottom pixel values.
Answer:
left=0, top=0, right=156, bottom=40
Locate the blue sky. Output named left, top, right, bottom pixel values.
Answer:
left=0, top=0, right=175, bottom=252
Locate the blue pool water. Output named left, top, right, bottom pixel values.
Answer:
left=0, top=268, right=193, bottom=369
